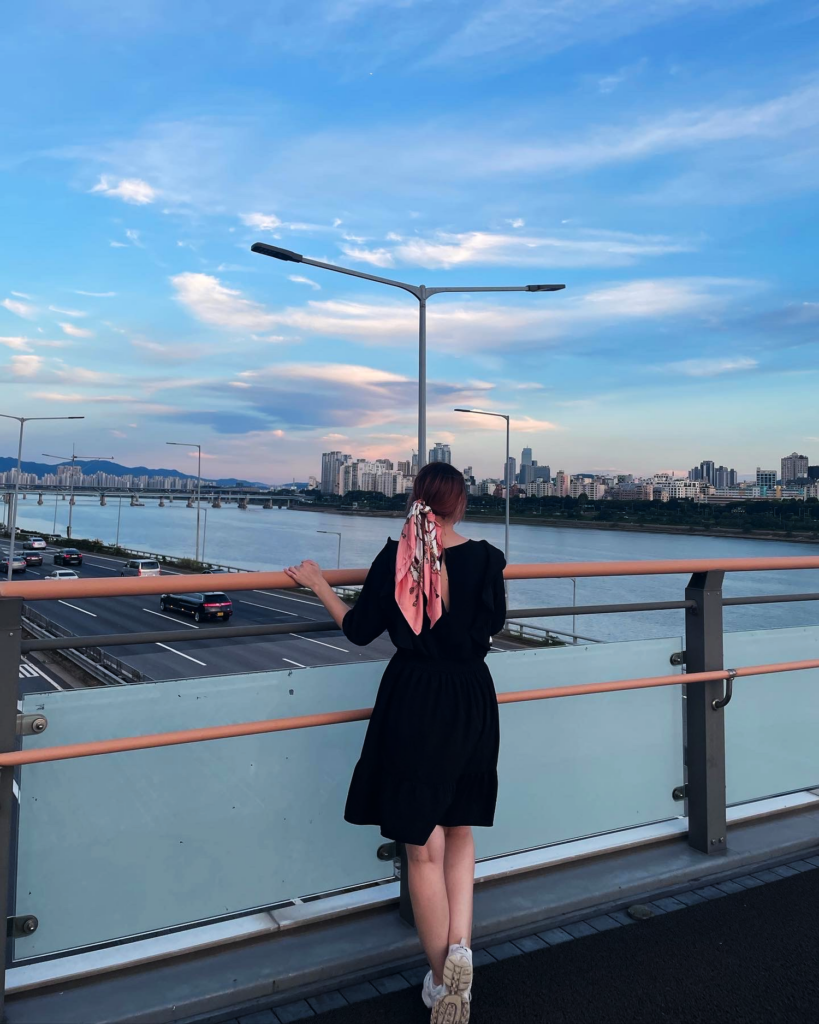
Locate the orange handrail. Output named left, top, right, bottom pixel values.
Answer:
left=3, top=555, right=819, bottom=601
left=4, top=657, right=818, bottom=767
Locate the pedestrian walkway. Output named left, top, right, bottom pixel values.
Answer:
left=221, top=856, right=819, bottom=1024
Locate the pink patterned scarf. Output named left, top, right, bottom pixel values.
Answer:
left=395, top=500, right=443, bottom=635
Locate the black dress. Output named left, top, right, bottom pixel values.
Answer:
left=342, top=537, right=507, bottom=847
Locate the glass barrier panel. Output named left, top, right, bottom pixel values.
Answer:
left=724, top=625, right=819, bottom=805
left=16, top=637, right=684, bottom=960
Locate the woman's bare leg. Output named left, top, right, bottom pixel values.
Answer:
left=442, top=825, right=475, bottom=946
left=406, top=826, right=449, bottom=984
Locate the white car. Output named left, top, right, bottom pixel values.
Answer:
left=120, top=559, right=162, bottom=577
left=27, top=537, right=47, bottom=550
left=46, top=569, right=79, bottom=580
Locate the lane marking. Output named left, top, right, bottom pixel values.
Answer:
left=155, top=642, right=206, bottom=666
left=289, top=633, right=348, bottom=652
left=25, top=569, right=42, bottom=576
left=240, top=600, right=299, bottom=616
left=253, top=590, right=322, bottom=607
left=81, top=561, right=118, bottom=572
left=18, top=659, right=64, bottom=690
left=142, top=608, right=199, bottom=628
left=58, top=600, right=97, bottom=617
left=282, top=658, right=306, bottom=668
left=27, top=660, right=64, bottom=691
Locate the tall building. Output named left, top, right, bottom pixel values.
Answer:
left=781, top=452, right=808, bottom=485
left=756, top=468, right=777, bottom=491
left=700, top=460, right=715, bottom=486
left=553, top=470, right=569, bottom=497
left=521, top=447, right=533, bottom=466
left=411, top=451, right=419, bottom=476
left=397, top=460, right=411, bottom=476
left=503, top=457, right=517, bottom=487
left=429, top=443, right=451, bottom=464
left=320, top=451, right=350, bottom=495
left=808, top=466, right=819, bottom=481
left=533, top=465, right=551, bottom=483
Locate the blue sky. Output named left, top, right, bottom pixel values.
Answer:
left=2, top=0, right=818, bottom=483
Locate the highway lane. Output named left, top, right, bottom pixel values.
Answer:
left=12, top=546, right=397, bottom=681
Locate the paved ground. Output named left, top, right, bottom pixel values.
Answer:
left=214, top=857, right=819, bottom=1024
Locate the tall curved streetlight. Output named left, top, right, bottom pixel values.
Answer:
left=0, top=414, right=84, bottom=579
left=42, top=448, right=114, bottom=541
left=167, top=442, right=202, bottom=561
left=454, top=407, right=511, bottom=600
left=251, top=242, right=564, bottom=469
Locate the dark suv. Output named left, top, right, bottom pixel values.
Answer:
left=159, top=592, right=233, bottom=623
left=53, top=548, right=83, bottom=567
left=21, top=550, right=44, bottom=567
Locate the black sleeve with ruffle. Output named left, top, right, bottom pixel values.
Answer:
left=341, top=540, right=395, bottom=647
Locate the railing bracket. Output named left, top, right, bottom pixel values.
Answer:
left=672, top=784, right=688, bottom=801
left=7, top=915, right=38, bottom=938
left=670, top=650, right=686, bottom=666
left=16, top=714, right=47, bottom=737
left=712, top=669, right=736, bottom=711
left=377, top=842, right=396, bottom=861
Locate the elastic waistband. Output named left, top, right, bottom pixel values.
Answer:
left=391, top=650, right=487, bottom=671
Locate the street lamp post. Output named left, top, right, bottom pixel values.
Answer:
left=41, top=447, right=113, bottom=541
left=317, top=529, right=342, bottom=569
left=251, top=242, right=564, bottom=469
left=166, top=442, right=202, bottom=561
left=0, top=414, right=84, bottom=579
left=454, top=408, right=511, bottom=586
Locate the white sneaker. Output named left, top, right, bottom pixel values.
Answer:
left=444, top=939, right=473, bottom=1002
left=429, top=939, right=472, bottom=1023
left=422, top=969, right=447, bottom=1009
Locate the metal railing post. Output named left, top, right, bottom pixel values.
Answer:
left=0, top=597, right=23, bottom=1018
left=684, top=571, right=728, bottom=854
left=396, top=843, right=415, bottom=927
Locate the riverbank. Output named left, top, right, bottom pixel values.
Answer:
left=292, top=504, right=819, bottom=545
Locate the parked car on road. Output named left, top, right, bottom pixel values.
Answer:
left=53, top=548, right=83, bottom=567
left=27, top=537, right=47, bottom=550
left=46, top=569, right=80, bottom=580
left=0, top=555, right=27, bottom=574
left=159, top=592, right=233, bottom=622
left=21, top=550, right=44, bottom=566
left=121, top=559, right=161, bottom=577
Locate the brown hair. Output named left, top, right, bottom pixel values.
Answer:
left=408, top=462, right=468, bottom=522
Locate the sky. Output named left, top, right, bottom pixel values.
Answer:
left=1, top=0, right=818, bottom=483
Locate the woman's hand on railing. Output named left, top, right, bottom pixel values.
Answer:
left=284, top=559, right=325, bottom=592
left=284, top=559, right=351, bottom=629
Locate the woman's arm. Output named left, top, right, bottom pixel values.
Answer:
left=283, top=560, right=350, bottom=627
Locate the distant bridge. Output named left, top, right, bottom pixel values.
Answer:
left=0, top=486, right=311, bottom=510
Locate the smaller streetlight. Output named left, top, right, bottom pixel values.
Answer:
left=454, top=408, right=511, bottom=579
left=317, top=529, right=342, bottom=569
left=167, top=442, right=202, bottom=561
left=0, top=414, right=84, bottom=579
left=41, top=448, right=113, bottom=541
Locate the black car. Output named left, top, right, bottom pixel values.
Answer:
left=53, top=548, right=83, bottom=567
left=21, top=550, right=43, bottom=567
left=159, top=592, right=233, bottom=623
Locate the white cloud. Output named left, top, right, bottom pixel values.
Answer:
left=241, top=212, right=282, bottom=232
left=90, top=175, right=156, bottom=204
left=340, top=245, right=395, bottom=267
left=111, top=430, right=128, bottom=438
left=75, top=290, right=117, bottom=297
left=274, top=363, right=410, bottom=388
left=58, top=322, right=94, bottom=338
left=49, top=305, right=86, bottom=317
left=661, top=356, right=758, bottom=377
left=110, top=241, right=128, bottom=248
left=389, top=228, right=692, bottom=269
left=2, top=297, right=37, bottom=319
left=0, top=336, right=30, bottom=351
left=10, top=354, right=43, bottom=377
left=288, top=274, right=321, bottom=290
left=11, top=291, right=32, bottom=299
left=322, top=432, right=349, bottom=440
left=505, top=218, right=525, bottom=228
left=171, top=272, right=281, bottom=332
left=125, top=229, right=143, bottom=247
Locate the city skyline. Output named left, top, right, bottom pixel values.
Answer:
left=2, top=2, right=818, bottom=480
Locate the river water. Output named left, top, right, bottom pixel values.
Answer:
left=11, top=496, right=819, bottom=642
